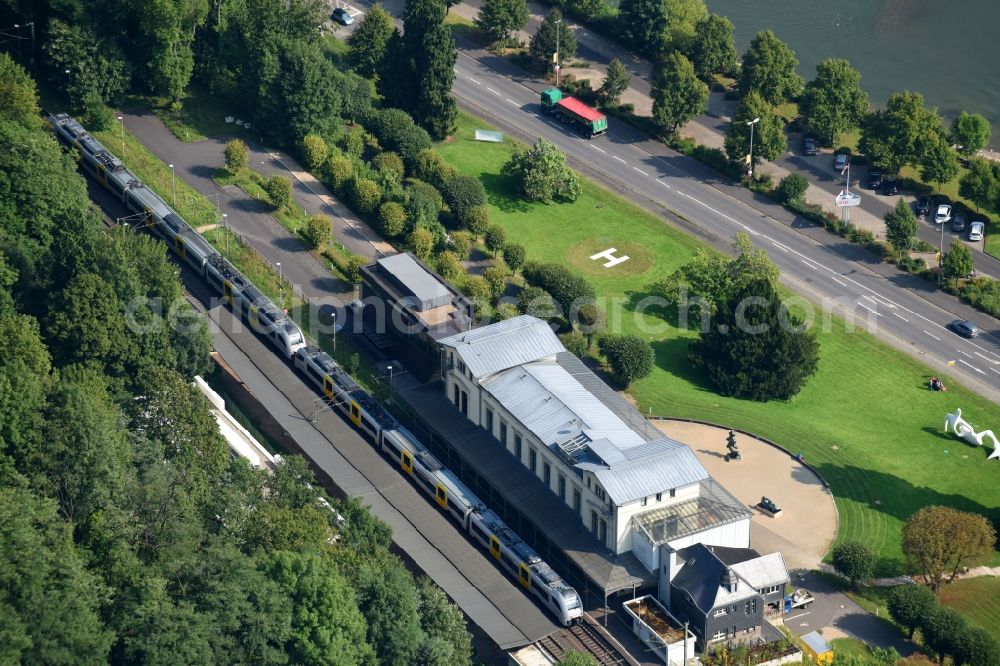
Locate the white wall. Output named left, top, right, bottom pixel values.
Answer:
left=613, top=482, right=700, bottom=554
left=665, top=518, right=751, bottom=552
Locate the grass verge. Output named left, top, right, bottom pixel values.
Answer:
left=938, top=577, right=1000, bottom=633
left=436, top=110, right=1000, bottom=577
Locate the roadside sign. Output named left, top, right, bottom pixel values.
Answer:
left=475, top=130, right=504, bottom=143
left=835, top=190, right=861, bottom=207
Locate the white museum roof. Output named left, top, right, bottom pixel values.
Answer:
left=438, top=315, right=565, bottom=378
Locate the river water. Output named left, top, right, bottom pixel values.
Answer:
left=705, top=0, right=1000, bottom=148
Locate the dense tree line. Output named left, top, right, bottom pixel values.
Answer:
left=0, top=57, right=472, bottom=665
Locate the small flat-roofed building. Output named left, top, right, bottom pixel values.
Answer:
left=438, top=316, right=751, bottom=571
left=358, top=252, right=473, bottom=379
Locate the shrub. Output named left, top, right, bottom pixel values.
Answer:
left=464, top=206, right=490, bottom=237
left=887, top=584, right=937, bottom=639
left=482, top=265, right=508, bottom=301
left=831, top=541, right=876, bottom=588
left=350, top=177, right=382, bottom=215
left=522, top=262, right=595, bottom=316
left=378, top=201, right=408, bottom=238
left=560, top=331, right=589, bottom=358
left=266, top=174, right=293, bottom=210
left=449, top=230, right=473, bottom=260
left=484, top=224, right=508, bottom=256
left=364, top=108, right=432, bottom=166
left=921, top=607, right=967, bottom=665
left=325, top=153, right=355, bottom=193
left=493, top=301, right=520, bottom=321
left=598, top=334, right=654, bottom=386
left=304, top=214, right=332, bottom=249
left=371, top=151, right=405, bottom=187
left=344, top=254, right=368, bottom=284
left=299, top=134, right=329, bottom=171
left=436, top=251, right=462, bottom=279
left=408, top=227, right=435, bottom=260
left=338, top=126, right=366, bottom=157
left=414, top=148, right=457, bottom=188
left=403, top=178, right=444, bottom=230
left=518, top=285, right=558, bottom=319
left=464, top=275, right=492, bottom=305
left=502, top=242, right=526, bottom=274
left=441, top=174, right=488, bottom=226
left=224, top=139, right=249, bottom=172
left=501, top=137, right=581, bottom=203
left=775, top=173, right=808, bottom=203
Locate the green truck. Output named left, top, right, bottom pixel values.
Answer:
left=540, top=88, right=608, bottom=138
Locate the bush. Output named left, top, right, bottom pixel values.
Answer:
left=224, top=139, right=249, bottom=172
left=494, top=301, right=520, bottom=321
left=598, top=334, right=654, bottom=386
left=414, top=148, right=457, bottom=188
left=887, top=584, right=937, bottom=639
left=518, top=285, right=558, bottom=319
left=449, top=230, right=473, bottom=260
left=831, top=541, right=876, bottom=588
left=304, top=214, right=332, bottom=249
left=372, top=151, right=405, bottom=187
left=502, top=242, right=526, bottom=274
left=921, top=607, right=967, bottom=665
left=350, top=177, right=382, bottom=215
left=441, top=174, right=488, bottom=225
left=482, top=265, right=508, bottom=301
left=522, top=262, right=595, bottom=317
left=344, top=254, right=368, bottom=284
left=325, top=153, right=355, bottom=193
left=364, top=108, right=432, bottom=166
left=378, top=201, right=408, bottom=238
left=436, top=251, right=462, bottom=280
left=484, top=224, right=507, bottom=257
left=266, top=175, right=293, bottom=210
left=560, top=332, right=589, bottom=358
left=337, top=126, right=366, bottom=157
left=408, top=227, right=434, bottom=260
left=501, top=137, right=581, bottom=203
left=299, top=134, right=329, bottom=171
left=463, top=206, right=490, bottom=237
left=775, top=173, right=808, bottom=203
left=464, top=275, right=492, bottom=306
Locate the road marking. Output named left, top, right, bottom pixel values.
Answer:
left=784, top=612, right=811, bottom=622
left=547, top=121, right=562, bottom=129
left=467, top=76, right=481, bottom=85
left=591, top=145, right=606, bottom=154
left=924, top=330, right=941, bottom=341
left=991, top=367, right=1000, bottom=376
left=959, top=359, right=986, bottom=375
left=612, top=156, right=627, bottom=164
left=770, top=239, right=790, bottom=253
left=801, top=258, right=821, bottom=270
left=958, top=349, right=973, bottom=358
left=864, top=292, right=897, bottom=309
left=505, top=97, right=518, bottom=105
left=831, top=276, right=847, bottom=287
left=974, top=351, right=999, bottom=365
left=657, top=179, right=671, bottom=188
left=633, top=166, right=649, bottom=176
left=856, top=302, right=881, bottom=317
left=486, top=87, right=501, bottom=95
left=893, top=312, right=910, bottom=322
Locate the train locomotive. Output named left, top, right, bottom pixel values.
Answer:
left=50, top=112, right=582, bottom=627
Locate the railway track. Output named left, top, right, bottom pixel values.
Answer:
left=536, top=616, right=630, bottom=665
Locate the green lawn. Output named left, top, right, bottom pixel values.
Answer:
left=939, top=577, right=1000, bottom=633
left=437, top=111, right=1000, bottom=576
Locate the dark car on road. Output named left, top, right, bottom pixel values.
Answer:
left=868, top=171, right=882, bottom=190
left=916, top=196, right=931, bottom=217
left=331, top=7, right=354, bottom=25
left=802, top=137, right=818, bottom=156
left=948, top=320, right=980, bottom=338
left=834, top=153, right=850, bottom=172
left=883, top=176, right=898, bottom=195
left=952, top=213, right=967, bottom=233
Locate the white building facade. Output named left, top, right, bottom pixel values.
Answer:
left=438, top=316, right=751, bottom=571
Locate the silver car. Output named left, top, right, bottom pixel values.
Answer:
left=968, top=221, right=985, bottom=242
left=934, top=204, right=952, bottom=225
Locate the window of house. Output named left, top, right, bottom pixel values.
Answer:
left=499, top=420, right=507, bottom=446
left=599, top=518, right=607, bottom=544
left=558, top=474, right=566, bottom=500
left=529, top=448, right=537, bottom=474
left=485, top=409, right=494, bottom=434
left=590, top=510, right=598, bottom=534
left=712, top=630, right=725, bottom=641
left=669, top=488, right=676, bottom=498
left=458, top=359, right=466, bottom=373
left=641, top=497, right=648, bottom=507
left=586, top=477, right=591, bottom=489
left=745, top=600, right=752, bottom=615
left=543, top=462, right=551, bottom=485
left=714, top=607, right=728, bottom=617
left=514, top=434, right=522, bottom=460
left=453, top=384, right=460, bottom=407
left=573, top=488, right=581, bottom=513
left=595, top=486, right=605, bottom=501
left=655, top=492, right=662, bottom=502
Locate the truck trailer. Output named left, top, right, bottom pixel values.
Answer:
left=540, top=88, right=608, bottom=138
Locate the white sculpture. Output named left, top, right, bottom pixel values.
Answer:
left=944, top=408, right=1000, bottom=460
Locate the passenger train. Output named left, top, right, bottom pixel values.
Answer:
left=49, top=113, right=583, bottom=627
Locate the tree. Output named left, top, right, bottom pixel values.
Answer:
left=299, top=134, right=328, bottom=171
left=921, top=137, right=959, bottom=193
left=45, top=20, right=131, bottom=111
left=921, top=606, right=967, bottom=665
left=436, top=251, right=462, bottom=279
left=501, top=137, right=581, bottom=202
left=576, top=302, right=605, bottom=348
left=304, top=214, right=331, bottom=249
left=941, top=242, right=974, bottom=279
left=476, top=0, right=529, bottom=47
left=887, top=584, right=937, bottom=639
left=350, top=177, right=383, bottom=215
left=559, top=652, right=599, bottom=666
left=358, top=562, right=425, bottom=665
left=776, top=173, right=808, bottom=203
left=415, top=148, right=457, bottom=188
left=372, top=151, right=405, bottom=188
left=953, top=625, right=1000, bottom=666
left=0, top=53, right=41, bottom=129
left=412, top=22, right=458, bottom=140
left=378, top=201, right=409, bottom=237
left=483, top=265, right=508, bottom=300
left=689, top=277, right=819, bottom=401
left=688, top=14, right=736, bottom=79
left=225, top=139, right=249, bottom=173
left=599, top=58, right=630, bottom=105
left=959, top=159, right=999, bottom=212
left=325, top=154, right=355, bottom=193
left=266, top=175, right=293, bottom=210
left=664, top=0, right=708, bottom=53
left=724, top=91, right=787, bottom=166
left=441, top=174, right=488, bottom=225
left=450, top=230, right=473, bottom=259
left=651, top=52, right=708, bottom=134
left=860, top=91, right=944, bottom=173
left=365, top=108, right=433, bottom=167
left=502, top=243, right=527, bottom=274
left=519, top=285, right=558, bottom=318
left=598, top=334, right=655, bottom=386
left=409, top=227, right=435, bottom=260
left=884, top=199, right=919, bottom=253
left=560, top=331, right=589, bottom=357
left=831, top=541, right=876, bottom=588
left=951, top=111, right=992, bottom=158
left=350, top=3, right=395, bottom=78
left=902, top=506, right=996, bottom=591
left=464, top=206, right=490, bottom=237
left=522, top=262, right=595, bottom=316
left=529, top=9, right=576, bottom=66
left=738, top=30, right=803, bottom=105
left=800, top=58, right=869, bottom=146
left=484, top=224, right=508, bottom=257
left=616, top=0, right=668, bottom=58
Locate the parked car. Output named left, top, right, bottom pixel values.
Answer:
left=834, top=153, right=850, bottom=172
left=948, top=320, right=980, bottom=338
left=882, top=176, right=898, bottom=195
left=952, top=213, right=967, bottom=232
left=868, top=170, right=882, bottom=189
left=801, top=137, right=818, bottom=156
left=934, top=204, right=952, bottom=224
left=916, top=196, right=931, bottom=217
left=969, top=221, right=985, bottom=242
left=331, top=7, right=354, bottom=25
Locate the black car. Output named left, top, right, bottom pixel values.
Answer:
left=882, top=176, right=898, bottom=196
left=801, top=137, right=818, bottom=156
left=868, top=171, right=882, bottom=190
left=952, top=213, right=967, bottom=233
left=948, top=320, right=980, bottom=338
left=916, top=196, right=931, bottom=217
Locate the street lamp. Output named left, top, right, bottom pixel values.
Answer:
left=117, top=116, right=125, bottom=158
left=276, top=262, right=282, bottom=288
left=222, top=213, right=229, bottom=254
left=332, top=310, right=337, bottom=354
left=168, top=164, right=176, bottom=205
left=387, top=364, right=393, bottom=401
left=746, top=117, right=761, bottom=180
left=554, top=19, right=562, bottom=87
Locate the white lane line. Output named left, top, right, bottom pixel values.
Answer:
left=959, top=359, right=987, bottom=375
left=505, top=97, right=518, bottom=105
left=865, top=293, right=898, bottom=309
left=958, top=350, right=973, bottom=358
left=784, top=612, right=811, bottom=622
left=991, top=367, right=1000, bottom=376
left=975, top=351, right=1000, bottom=365
left=856, top=302, right=882, bottom=317
left=547, top=121, right=562, bottom=129
left=893, top=312, right=910, bottom=322
left=467, top=76, right=481, bottom=85
left=613, top=156, right=627, bottom=164
left=831, top=276, right=847, bottom=287
left=591, top=145, right=607, bottom=154
left=633, top=166, right=649, bottom=176
left=924, top=330, right=941, bottom=341
left=801, top=258, right=821, bottom=271
left=657, top=179, right=671, bottom=188
left=770, top=239, right=791, bottom=253
left=486, top=86, right=501, bottom=95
